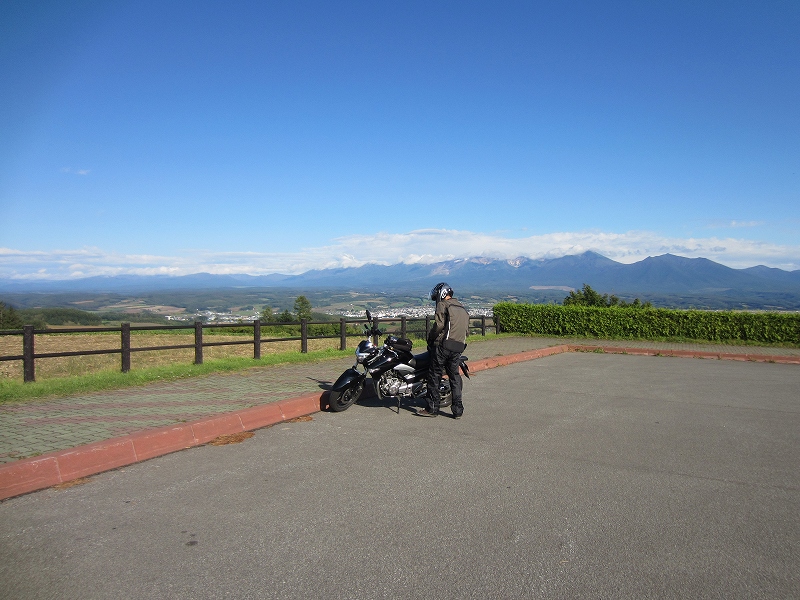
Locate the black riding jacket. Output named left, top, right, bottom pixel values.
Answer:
left=428, top=297, right=469, bottom=350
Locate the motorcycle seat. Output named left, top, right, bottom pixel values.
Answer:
left=409, top=351, right=430, bottom=369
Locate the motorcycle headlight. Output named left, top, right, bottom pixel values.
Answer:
left=355, top=340, right=376, bottom=363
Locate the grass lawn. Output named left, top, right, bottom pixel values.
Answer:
left=0, top=347, right=352, bottom=404
left=0, top=332, right=511, bottom=403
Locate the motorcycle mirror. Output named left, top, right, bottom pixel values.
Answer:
left=365, top=310, right=372, bottom=322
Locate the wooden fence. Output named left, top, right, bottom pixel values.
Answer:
left=0, top=315, right=496, bottom=382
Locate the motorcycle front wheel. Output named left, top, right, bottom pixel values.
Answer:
left=328, top=379, right=364, bottom=412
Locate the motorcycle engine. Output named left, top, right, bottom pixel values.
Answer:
left=379, top=372, right=410, bottom=397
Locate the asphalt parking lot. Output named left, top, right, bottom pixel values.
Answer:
left=1, top=352, right=798, bottom=599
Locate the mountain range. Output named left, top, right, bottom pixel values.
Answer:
left=2, top=252, right=800, bottom=298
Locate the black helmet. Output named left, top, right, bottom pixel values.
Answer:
left=430, top=282, right=454, bottom=302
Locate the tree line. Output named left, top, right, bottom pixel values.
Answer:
left=260, top=295, right=314, bottom=323
left=563, top=284, right=651, bottom=308
left=0, top=304, right=104, bottom=329
left=0, top=295, right=330, bottom=331
left=0, top=303, right=178, bottom=330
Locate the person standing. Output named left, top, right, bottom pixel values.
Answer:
left=417, top=282, right=469, bottom=418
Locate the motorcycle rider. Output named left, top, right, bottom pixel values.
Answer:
left=417, top=282, right=469, bottom=418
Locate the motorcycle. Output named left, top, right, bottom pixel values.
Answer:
left=328, top=310, right=470, bottom=412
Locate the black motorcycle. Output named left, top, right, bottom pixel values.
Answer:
left=328, top=310, right=469, bottom=412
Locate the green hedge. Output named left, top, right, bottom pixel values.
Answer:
left=492, top=303, right=800, bottom=345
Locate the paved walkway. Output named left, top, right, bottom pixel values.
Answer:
left=1, top=336, right=798, bottom=464
left=2, top=351, right=798, bottom=599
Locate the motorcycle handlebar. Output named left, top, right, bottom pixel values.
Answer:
left=363, top=312, right=383, bottom=338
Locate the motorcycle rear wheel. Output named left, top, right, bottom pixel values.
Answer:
left=437, top=379, right=453, bottom=408
left=413, top=382, right=452, bottom=408
left=328, top=379, right=364, bottom=412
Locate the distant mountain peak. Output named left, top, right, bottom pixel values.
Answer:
left=1, top=252, right=798, bottom=300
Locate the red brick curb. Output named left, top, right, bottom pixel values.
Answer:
left=566, top=345, right=800, bottom=365
left=0, top=392, right=324, bottom=501
left=467, top=344, right=571, bottom=372
left=2, top=345, right=798, bottom=500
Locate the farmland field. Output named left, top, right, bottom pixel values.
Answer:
left=0, top=331, right=344, bottom=382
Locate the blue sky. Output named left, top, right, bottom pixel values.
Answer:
left=1, top=0, right=798, bottom=279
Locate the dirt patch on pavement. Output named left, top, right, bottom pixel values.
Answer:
left=207, top=432, right=255, bottom=446
left=53, top=477, right=92, bottom=490
left=286, top=415, right=313, bottom=423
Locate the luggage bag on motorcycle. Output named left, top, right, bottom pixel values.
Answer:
left=385, top=335, right=413, bottom=352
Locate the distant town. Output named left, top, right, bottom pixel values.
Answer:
left=164, top=304, right=494, bottom=324
left=332, top=305, right=494, bottom=320
left=164, top=311, right=262, bottom=323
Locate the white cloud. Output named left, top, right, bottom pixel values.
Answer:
left=705, top=219, right=766, bottom=229
left=1, top=229, right=799, bottom=280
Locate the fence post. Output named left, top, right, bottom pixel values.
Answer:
left=494, top=314, right=500, bottom=334
left=425, top=316, right=431, bottom=340
left=23, top=325, right=35, bottom=383
left=253, top=320, right=261, bottom=359
left=121, top=323, right=131, bottom=373
left=400, top=316, right=407, bottom=339
left=301, top=319, right=308, bottom=353
left=372, top=318, right=380, bottom=345
left=194, top=321, right=203, bottom=365
left=340, top=318, right=347, bottom=351
left=481, top=315, right=486, bottom=336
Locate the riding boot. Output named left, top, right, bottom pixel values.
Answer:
left=451, top=401, right=463, bottom=419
